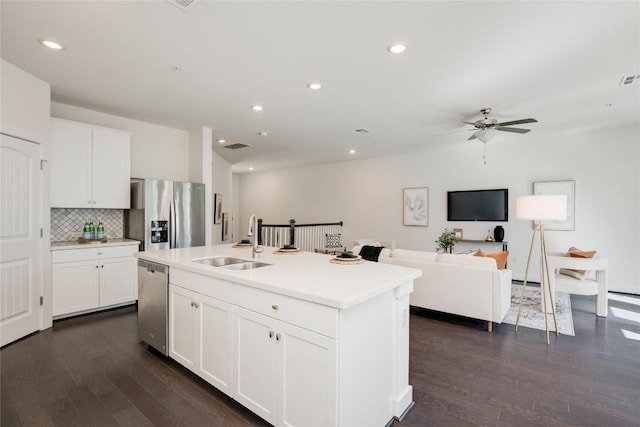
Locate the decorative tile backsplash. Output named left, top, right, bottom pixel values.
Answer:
left=51, top=208, right=124, bottom=242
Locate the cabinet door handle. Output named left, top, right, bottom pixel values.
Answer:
left=101, top=265, right=104, bottom=268
left=191, top=302, right=199, bottom=308
left=269, top=331, right=274, bottom=338
left=95, top=265, right=99, bottom=269
left=271, top=304, right=279, bottom=310
left=276, top=333, right=281, bottom=341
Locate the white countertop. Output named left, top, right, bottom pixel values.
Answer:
left=137, top=244, right=421, bottom=309
left=51, top=238, right=140, bottom=251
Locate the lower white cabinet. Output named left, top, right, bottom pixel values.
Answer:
left=52, top=244, right=138, bottom=317
left=169, top=284, right=233, bottom=396
left=234, top=306, right=337, bottom=426
left=165, top=267, right=408, bottom=426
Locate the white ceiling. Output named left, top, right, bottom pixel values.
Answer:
left=2, top=1, right=638, bottom=173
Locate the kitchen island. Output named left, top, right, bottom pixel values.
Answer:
left=137, top=244, right=421, bottom=427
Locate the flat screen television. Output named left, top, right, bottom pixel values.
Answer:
left=447, top=189, right=508, bottom=222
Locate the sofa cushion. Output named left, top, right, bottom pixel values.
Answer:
left=359, top=245, right=385, bottom=262
left=391, top=249, right=438, bottom=262
left=474, top=250, right=509, bottom=270
left=438, top=253, right=497, bottom=269
left=352, top=245, right=391, bottom=259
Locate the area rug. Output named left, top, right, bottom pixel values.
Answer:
left=502, top=283, right=575, bottom=336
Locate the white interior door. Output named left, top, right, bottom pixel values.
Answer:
left=0, top=134, right=42, bottom=347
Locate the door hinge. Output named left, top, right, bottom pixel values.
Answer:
left=40, top=228, right=43, bottom=238
left=40, top=296, right=44, bottom=306
left=40, top=159, right=47, bottom=170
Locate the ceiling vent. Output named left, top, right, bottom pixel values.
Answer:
left=167, top=0, right=201, bottom=11
left=619, top=74, right=639, bottom=87
left=351, top=128, right=370, bottom=134
left=223, top=143, right=250, bottom=150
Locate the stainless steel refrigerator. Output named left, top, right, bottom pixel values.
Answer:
left=124, top=178, right=206, bottom=251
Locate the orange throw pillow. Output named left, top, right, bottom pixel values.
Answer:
left=474, top=249, right=509, bottom=270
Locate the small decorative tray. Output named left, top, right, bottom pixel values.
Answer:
left=78, top=237, right=108, bottom=244
left=330, top=255, right=364, bottom=265
left=232, top=242, right=253, bottom=248
left=273, top=248, right=302, bottom=255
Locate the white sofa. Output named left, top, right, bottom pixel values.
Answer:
left=352, top=246, right=512, bottom=331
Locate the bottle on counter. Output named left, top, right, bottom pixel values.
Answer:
left=83, top=222, right=91, bottom=240
left=88, top=221, right=95, bottom=240
left=97, top=221, right=105, bottom=239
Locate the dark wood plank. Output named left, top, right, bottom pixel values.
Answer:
left=2, top=293, right=639, bottom=426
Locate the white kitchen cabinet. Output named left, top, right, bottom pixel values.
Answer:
left=52, top=244, right=138, bottom=317
left=234, top=307, right=337, bottom=426
left=169, top=284, right=234, bottom=396
left=163, top=263, right=409, bottom=427
left=0, top=59, right=50, bottom=144
left=50, top=118, right=131, bottom=208
left=52, top=260, right=100, bottom=316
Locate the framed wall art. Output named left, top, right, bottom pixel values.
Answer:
left=453, top=228, right=463, bottom=240
left=214, top=193, right=223, bottom=224
left=533, top=180, right=575, bottom=230
left=222, top=213, right=229, bottom=241
left=403, top=187, right=429, bottom=226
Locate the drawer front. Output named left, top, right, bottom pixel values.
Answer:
left=170, top=268, right=233, bottom=303
left=52, top=245, right=137, bottom=263
left=234, top=285, right=338, bottom=338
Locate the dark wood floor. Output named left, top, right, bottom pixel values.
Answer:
left=2, top=292, right=639, bottom=426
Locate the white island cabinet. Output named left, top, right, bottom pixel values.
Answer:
left=169, top=269, right=234, bottom=396
left=139, top=244, right=420, bottom=427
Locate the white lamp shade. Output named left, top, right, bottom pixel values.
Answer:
left=516, top=195, right=567, bottom=221
left=473, top=128, right=498, bottom=143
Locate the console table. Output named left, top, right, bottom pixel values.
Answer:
left=457, top=239, right=508, bottom=252
left=547, top=255, right=608, bottom=317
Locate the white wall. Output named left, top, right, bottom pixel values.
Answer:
left=239, top=124, right=640, bottom=294
left=188, top=127, right=213, bottom=245
left=51, top=102, right=190, bottom=181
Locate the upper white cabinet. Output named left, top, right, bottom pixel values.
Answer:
left=0, top=59, right=50, bottom=143
left=50, top=118, right=131, bottom=208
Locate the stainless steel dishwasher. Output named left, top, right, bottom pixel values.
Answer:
left=137, top=259, right=169, bottom=355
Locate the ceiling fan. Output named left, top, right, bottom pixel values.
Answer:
left=464, top=108, right=538, bottom=142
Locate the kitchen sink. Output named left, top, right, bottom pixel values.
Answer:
left=193, top=256, right=247, bottom=267
left=220, top=261, right=271, bottom=270
left=193, top=257, right=271, bottom=270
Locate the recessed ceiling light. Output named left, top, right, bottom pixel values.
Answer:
left=249, top=167, right=254, bottom=171
left=258, top=131, right=268, bottom=136
left=217, top=139, right=226, bottom=144
left=387, top=44, right=406, bottom=54
left=349, top=149, right=356, bottom=154
left=307, top=82, right=322, bottom=90
left=39, top=39, right=64, bottom=50
left=251, top=105, right=263, bottom=111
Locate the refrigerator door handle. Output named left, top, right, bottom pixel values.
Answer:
left=170, top=199, right=176, bottom=248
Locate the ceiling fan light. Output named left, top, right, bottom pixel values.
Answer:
left=474, top=128, right=498, bottom=143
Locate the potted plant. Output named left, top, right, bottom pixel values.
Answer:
left=436, top=228, right=457, bottom=253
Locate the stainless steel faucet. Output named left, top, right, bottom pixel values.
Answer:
left=247, top=214, right=263, bottom=259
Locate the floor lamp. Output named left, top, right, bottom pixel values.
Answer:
left=515, top=194, right=568, bottom=344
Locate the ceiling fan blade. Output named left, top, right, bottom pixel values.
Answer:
left=467, top=134, right=477, bottom=140
left=462, top=121, right=477, bottom=125
left=497, top=118, right=538, bottom=127
left=496, top=127, right=531, bottom=134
